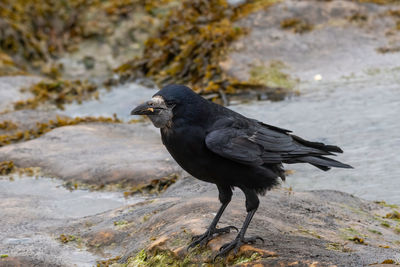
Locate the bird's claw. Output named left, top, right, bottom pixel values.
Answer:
left=214, top=235, right=264, bottom=261
left=187, top=226, right=238, bottom=251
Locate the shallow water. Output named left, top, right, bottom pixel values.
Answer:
left=232, top=69, right=400, bottom=203
left=63, top=82, right=156, bottom=121
left=0, top=176, right=145, bottom=266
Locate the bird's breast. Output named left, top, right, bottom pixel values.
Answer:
left=160, top=125, right=215, bottom=181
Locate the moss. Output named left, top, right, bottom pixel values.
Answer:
left=340, top=227, right=367, bottom=241
left=368, top=229, right=383, bottom=235
left=96, top=256, right=122, bottom=267
left=0, top=254, right=8, bottom=258
left=381, top=221, right=391, bottom=228
left=14, top=79, right=99, bottom=110
left=59, top=234, right=81, bottom=244
left=326, top=243, right=353, bottom=252
left=375, top=201, right=399, bottom=209
left=232, top=252, right=261, bottom=265
left=280, top=18, right=314, bottom=34
left=385, top=210, right=400, bottom=219
left=127, top=250, right=179, bottom=267
left=114, top=220, right=129, bottom=226
left=249, top=61, right=298, bottom=91
left=394, top=227, right=400, bottom=234
left=0, top=115, right=121, bottom=147
left=0, top=161, right=14, bottom=175
left=297, top=227, right=321, bottom=239
left=114, top=0, right=284, bottom=101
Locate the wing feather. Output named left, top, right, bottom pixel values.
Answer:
left=205, top=118, right=345, bottom=167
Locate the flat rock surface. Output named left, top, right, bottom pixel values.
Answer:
left=10, top=177, right=396, bottom=267
left=0, top=122, right=180, bottom=186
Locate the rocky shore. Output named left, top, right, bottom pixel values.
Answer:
left=1, top=0, right=400, bottom=266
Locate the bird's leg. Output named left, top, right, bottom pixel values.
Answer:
left=188, top=185, right=237, bottom=250
left=214, top=188, right=264, bottom=259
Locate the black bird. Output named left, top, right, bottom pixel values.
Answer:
left=131, top=84, right=352, bottom=258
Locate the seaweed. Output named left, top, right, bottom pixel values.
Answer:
left=280, top=18, right=314, bottom=34
left=0, top=160, right=14, bottom=175
left=0, top=115, right=121, bottom=147
left=13, top=79, right=98, bottom=110
left=114, top=0, right=281, bottom=100
left=0, top=120, right=17, bottom=131
left=123, top=173, right=178, bottom=197
left=357, top=0, right=400, bottom=4
left=0, top=0, right=172, bottom=77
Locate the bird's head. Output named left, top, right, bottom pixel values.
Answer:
left=131, top=84, right=199, bottom=128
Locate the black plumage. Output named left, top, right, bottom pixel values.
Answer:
left=131, top=84, right=352, bottom=258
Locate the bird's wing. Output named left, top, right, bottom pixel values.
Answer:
left=205, top=118, right=329, bottom=166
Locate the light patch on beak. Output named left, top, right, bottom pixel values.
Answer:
left=131, top=95, right=174, bottom=128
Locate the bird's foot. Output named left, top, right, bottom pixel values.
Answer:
left=214, top=235, right=264, bottom=260
left=187, top=226, right=238, bottom=250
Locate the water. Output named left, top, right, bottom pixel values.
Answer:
left=63, top=82, right=157, bottom=121
left=0, top=176, right=145, bottom=266
left=232, top=69, right=400, bottom=203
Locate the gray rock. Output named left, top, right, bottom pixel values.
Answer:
left=0, top=122, right=180, bottom=186
left=60, top=177, right=400, bottom=266
left=0, top=109, right=68, bottom=136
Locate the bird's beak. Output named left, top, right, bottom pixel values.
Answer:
left=130, top=97, right=166, bottom=115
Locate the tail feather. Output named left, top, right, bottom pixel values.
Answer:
left=292, top=135, right=343, bottom=154
left=298, top=155, right=353, bottom=169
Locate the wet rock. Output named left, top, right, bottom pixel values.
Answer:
left=0, top=122, right=180, bottom=186
left=0, top=110, right=68, bottom=136
left=60, top=177, right=400, bottom=266
left=0, top=76, right=42, bottom=112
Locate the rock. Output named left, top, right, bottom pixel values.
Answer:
left=58, top=177, right=400, bottom=266
left=0, top=76, right=42, bottom=112
left=0, top=122, right=180, bottom=186
left=0, top=110, right=68, bottom=136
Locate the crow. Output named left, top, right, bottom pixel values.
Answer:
left=131, top=84, right=352, bottom=258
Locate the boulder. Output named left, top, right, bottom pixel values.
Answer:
left=0, top=122, right=180, bottom=186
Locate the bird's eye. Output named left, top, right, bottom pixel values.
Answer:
left=165, top=100, right=176, bottom=107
